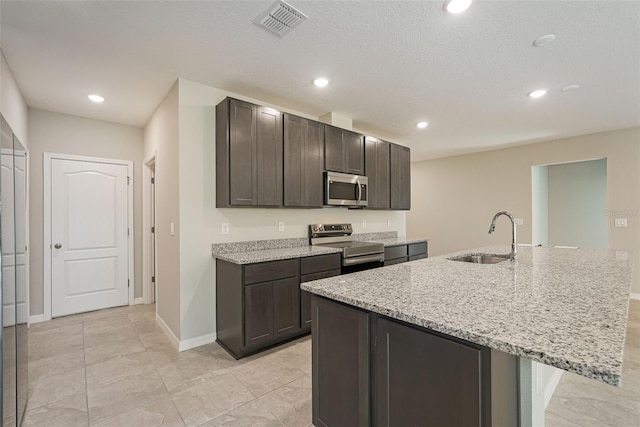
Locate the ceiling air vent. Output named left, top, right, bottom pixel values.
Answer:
left=253, top=0, right=307, bottom=37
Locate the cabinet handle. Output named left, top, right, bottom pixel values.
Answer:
left=54, top=243, right=62, bottom=249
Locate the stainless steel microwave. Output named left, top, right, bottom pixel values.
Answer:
left=325, top=171, right=368, bottom=207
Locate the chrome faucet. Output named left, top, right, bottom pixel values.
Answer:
left=488, top=211, right=517, bottom=260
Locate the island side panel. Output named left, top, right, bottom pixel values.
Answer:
left=311, top=295, right=370, bottom=427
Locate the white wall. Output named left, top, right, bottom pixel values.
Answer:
left=176, top=78, right=406, bottom=342
left=408, top=127, right=640, bottom=294
left=548, top=159, right=607, bottom=248
left=27, top=109, right=144, bottom=316
left=143, top=82, right=181, bottom=338
left=0, top=50, right=28, bottom=146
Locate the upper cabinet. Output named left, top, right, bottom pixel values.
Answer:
left=216, top=97, right=283, bottom=207
left=324, top=125, right=365, bottom=175
left=284, top=114, right=325, bottom=208
left=364, top=138, right=390, bottom=209
left=390, top=143, right=411, bottom=210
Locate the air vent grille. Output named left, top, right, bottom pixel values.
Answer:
left=253, top=1, right=307, bottom=37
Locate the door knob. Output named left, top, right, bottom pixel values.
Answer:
left=54, top=243, right=62, bottom=249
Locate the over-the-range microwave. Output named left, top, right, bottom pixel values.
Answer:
left=325, top=171, right=368, bottom=207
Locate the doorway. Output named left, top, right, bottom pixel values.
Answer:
left=43, top=153, right=133, bottom=319
left=532, top=158, right=608, bottom=248
left=143, top=155, right=157, bottom=305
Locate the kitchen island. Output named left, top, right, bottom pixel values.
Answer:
left=301, top=245, right=633, bottom=427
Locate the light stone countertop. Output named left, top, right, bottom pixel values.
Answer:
left=364, top=237, right=429, bottom=247
left=301, top=245, right=633, bottom=386
left=213, top=245, right=342, bottom=264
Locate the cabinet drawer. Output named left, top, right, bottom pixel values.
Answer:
left=384, top=257, right=407, bottom=266
left=408, top=254, right=428, bottom=262
left=301, top=268, right=342, bottom=283
left=408, top=242, right=428, bottom=257
left=244, top=259, right=298, bottom=285
left=385, top=245, right=407, bottom=261
left=301, top=254, right=341, bottom=275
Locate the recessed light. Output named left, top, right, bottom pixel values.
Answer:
left=528, top=89, right=548, bottom=99
left=88, top=94, right=105, bottom=103
left=561, top=84, right=580, bottom=92
left=533, top=34, right=556, bottom=47
left=416, top=122, right=429, bottom=129
left=313, top=77, right=329, bottom=88
left=444, top=0, right=473, bottom=14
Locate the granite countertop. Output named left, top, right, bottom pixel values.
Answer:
left=364, top=237, right=429, bottom=247
left=213, top=245, right=342, bottom=264
left=301, top=245, right=632, bottom=386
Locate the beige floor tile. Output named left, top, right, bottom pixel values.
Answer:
left=204, top=398, right=282, bottom=427
left=128, top=307, right=156, bottom=323
left=140, top=330, right=174, bottom=349
left=92, top=396, right=184, bottom=427
left=233, top=353, right=306, bottom=398
left=22, top=393, right=88, bottom=427
left=133, top=319, right=162, bottom=335
left=29, top=322, right=83, bottom=345
left=84, top=324, right=138, bottom=349
left=85, top=336, right=145, bottom=365
left=545, top=410, right=584, bottom=427
left=274, top=340, right=312, bottom=376
left=87, top=369, right=169, bottom=424
left=28, top=367, right=86, bottom=411
left=28, top=333, right=84, bottom=362
left=83, top=315, right=132, bottom=334
left=29, top=314, right=84, bottom=333
left=171, top=372, right=254, bottom=426
left=83, top=306, right=131, bottom=322
left=157, top=351, right=226, bottom=392
left=28, top=349, right=86, bottom=383
left=86, top=351, right=154, bottom=390
left=257, top=375, right=311, bottom=427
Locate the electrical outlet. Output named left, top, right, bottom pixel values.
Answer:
left=278, top=221, right=285, bottom=232
left=362, top=220, right=367, bottom=228
left=616, top=250, right=629, bottom=260
left=387, top=219, right=392, bottom=227
left=170, top=222, right=176, bottom=236
left=614, top=218, right=627, bottom=227
left=221, top=223, right=230, bottom=235
left=514, top=218, right=524, bottom=226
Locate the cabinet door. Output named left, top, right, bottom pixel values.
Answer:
left=312, top=296, right=370, bottom=427
left=244, top=282, right=274, bottom=348
left=390, top=143, right=411, bottom=210
left=229, top=99, right=256, bottom=206
left=365, top=138, right=390, bottom=209
left=345, top=130, right=365, bottom=175
left=256, top=106, right=283, bottom=206
left=300, top=268, right=341, bottom=330
left=373, top=317, right=487, bottom=427
left=324, top=125, right=344, bottom=173
left=284, top=115, right=324, bottom=207
left=273, top=277, right=301, bottom=338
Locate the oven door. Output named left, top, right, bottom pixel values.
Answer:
left=341, top=253, right=384, bottom=274
left=325, top=171, right=368, bottom=207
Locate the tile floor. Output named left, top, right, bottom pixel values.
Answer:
left=25, top=304, right=311, bottom=426
left=21, top=300, right=639, bottom=427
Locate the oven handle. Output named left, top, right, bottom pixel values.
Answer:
left=342, top=253, right=384, bottom=266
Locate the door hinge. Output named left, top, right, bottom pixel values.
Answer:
left=127, top=228, right=130, bottom=236
left=151, top=276, right=155, bottom=283
left=151, top=177, right=155, bottom=184
left=127, top=176, right=131, bottom=185
left=151, top=226, right=155, bottom=233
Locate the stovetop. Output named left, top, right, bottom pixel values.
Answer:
left=309, top=223, right=384, bottom=258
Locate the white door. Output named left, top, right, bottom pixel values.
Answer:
left=50, top=157, right=130, bottom=317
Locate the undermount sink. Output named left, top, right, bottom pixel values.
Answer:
left=448, top=253, right=511, bottom=264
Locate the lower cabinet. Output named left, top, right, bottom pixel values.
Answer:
left=384, top=241, right=428, bottom=266
left=311, top=295, right=495, bottom=427
left=300, top=253, right=341, bottom=332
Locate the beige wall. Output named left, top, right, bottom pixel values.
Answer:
left=408, top=127, right=640, bottom=294
left=27, top=109, right=144, bottom=315
left=0, top=50, right=28, bottom=146
left=143, top=82, right=181, bottom=338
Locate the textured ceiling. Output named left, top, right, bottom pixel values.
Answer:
left=1, top=1, right=639, bottom=160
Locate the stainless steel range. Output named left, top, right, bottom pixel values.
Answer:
left=309, top=223, right=384, bottom=273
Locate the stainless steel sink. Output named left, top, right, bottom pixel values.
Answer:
left=448, top=253, right=511, bottom=264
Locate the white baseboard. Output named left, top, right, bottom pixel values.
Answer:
left=155, top=314, right=217, bottom=352
left=178, top=332, right=217, bottom=352
left=29, top=314, right=45, bottom=324
left=630, top=293, right=640, bottom=301
left=156, top=314, right=180, bottom=350
left=544, top=369, right=564, bottom=409
left=133, top=297, right=144, bottom=305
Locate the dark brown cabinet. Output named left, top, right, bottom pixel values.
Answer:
left=384, top=242, right=428, bottom=266
left=284, top=114, right=325, bottom=207
left=216, top=258, right=301, bottom=358
left=312, top=296, right=370, bottom=427
left=216, top=97, right=283, bottom=207
left=324, top=125, right=365, bottom=175
left=364, top=138, right=390, bottom=209
left=390, top=143, right=411, bottom=210
left=300, top=253, right=341, bottom=331
left=373, top=316, right=491, bottom=427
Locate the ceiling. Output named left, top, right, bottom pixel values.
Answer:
left=1, top=1, right=639, bottom=161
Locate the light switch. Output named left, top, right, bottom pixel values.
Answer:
left=221, top=223, right=229, bottom=235
left=362, top=220, right=367, bottom=228
left=170, top=222, right=176, bottom=236
left=278, top=221, right=285, bottom=232
left=614, top=218, right=627, bottom=227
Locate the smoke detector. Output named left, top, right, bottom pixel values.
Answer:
left=253, top=1, right=307, bottom=37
